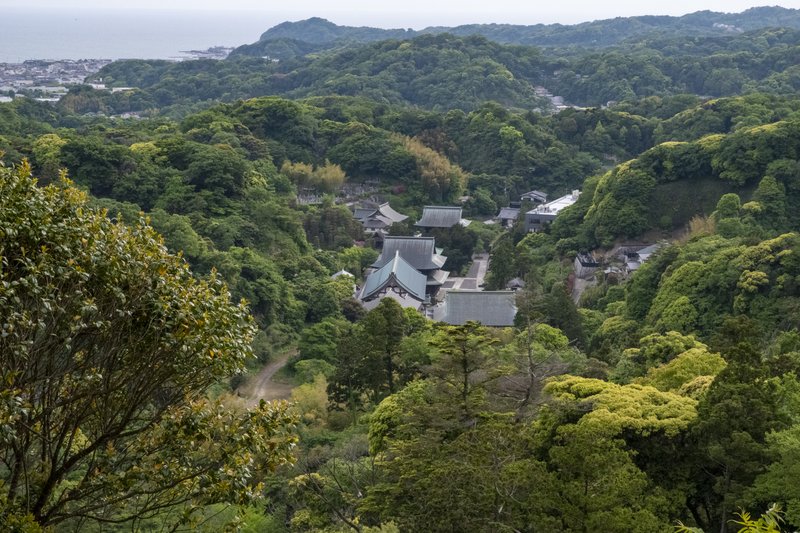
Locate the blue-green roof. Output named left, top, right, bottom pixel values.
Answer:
left=361, top=251, right=427, bottom=302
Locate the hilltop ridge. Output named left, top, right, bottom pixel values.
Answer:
left=245, top=6, right=800, bottom=52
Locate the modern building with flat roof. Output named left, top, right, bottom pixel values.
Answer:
left=524, top=190, right=580, bottom=232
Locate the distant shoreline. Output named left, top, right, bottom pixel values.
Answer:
left=0, top=9, right=271, bottom=63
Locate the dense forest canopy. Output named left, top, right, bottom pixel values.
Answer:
left=86, top=20, right=800, bottom=115
left=4, top=6, right=800, bottom=532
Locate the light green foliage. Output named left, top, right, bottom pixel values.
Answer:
left=641, top=233, right=800, bottom=338
left=656, top=295, right=699, bottom=334
left=0, top=164, right=297, bottom=528
left=291, top=374, right=330, bottom=427
left=544, top=376, right=697, bottom=438
left=280, top=160, right=314, bottom=188
left=638, top=347, right=727, bottom=394
left=753, top=175, right=788, bottom=231
left=583, top=163, right=656, bottom=246
left=530, top=376, right=698, bottom=531
left=297, top=318, right=347, bottom=362
left=501, top=323, right=587, bottom=417
left=625, top=244, right=680, bottom=321
left=185, top=142, right=248, bottom=196
left=552, top=113, right=800, bottom=249
left=294, top=359, right=336, bottom=383
left=676, top=505, right=787, bottom=532
left=337, top=246, right=378, bottom=277
left=618, top=330, right=707, bottom=379
left=311, top=159, right=347, bottom=193
left=590, top=315, right=641, bottom=364
left=368, top=380, right=433, bottom=454
left=731, top=505, right=787, bottom=533
left=281, top=159, right=347, bottom=193
left=30, top=133, right=66, bottom=181
left=399, top=134, right=467, bottom=202
left=749, top=423, right=800, bottom=526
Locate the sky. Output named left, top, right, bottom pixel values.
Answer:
left=2, top=1, right=796, bottom=27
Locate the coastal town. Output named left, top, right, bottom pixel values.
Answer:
left=0, top=47, right=233, bottom=103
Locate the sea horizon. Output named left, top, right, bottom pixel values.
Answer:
left=0, top=7, right=289, bottom=63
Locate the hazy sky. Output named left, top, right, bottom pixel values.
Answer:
left=3, top=1, right=794, bottom=27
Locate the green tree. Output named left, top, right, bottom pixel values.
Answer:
left=0, top=164, right=296, bottom=529
left=687, top=340, right=789, bottom=533
left=752, top=174, right=788, bottom=232
left=539, top=376, right=698, bottom=532
left=30, top=133, right=66, bottom=182
left=484, top=232, right=515, bottom=290
left=428, top=322, right=503, bottom=421
left=327, top=300, right=420, bottom=409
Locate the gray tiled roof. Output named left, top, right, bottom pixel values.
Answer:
left=353, top=207, right=376, bottom=221
left=576, top=253, right=599, bottom=267
left=373, top=236, right=447, bottom=271
left=360, top=251, right=427, bottom=302
left=427, top=269, right=450, bottom=286
left=376, top=203, right=408, bottom=223
left=363, top=215, right=393, bottom=229
left=440, top=291, right=517, bottom=327
left=415, top=206, right=463, bottom=228
left=521, top=190, right=548, bottom=202
left=498, top=207, right=520, bottom=220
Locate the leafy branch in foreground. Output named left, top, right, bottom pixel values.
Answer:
left=0, top=162, right=297, bottom=529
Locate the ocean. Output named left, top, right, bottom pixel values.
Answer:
left=0, top=8, right=289, bottom=62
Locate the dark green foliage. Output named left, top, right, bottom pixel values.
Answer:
left=327, top=300, right=426, bottom=408
left=428, top=225, right=478, bottom=274
left=303, top=203, right=364, bottom=250
left=485, top=233, right=516, bottom=290
left=686, top=338, right=791, bottom=532
left=542, top=282, right=587, bottom=348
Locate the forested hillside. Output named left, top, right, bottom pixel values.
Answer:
left=84, top=25, right=800, bottom=117
left=4, top=7, right=800, bottom=532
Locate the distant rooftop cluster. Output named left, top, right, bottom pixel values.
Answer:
left=0, top=59, right=111, bottom=103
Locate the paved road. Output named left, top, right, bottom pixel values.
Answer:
left=442, top=253, right=488, bottom=293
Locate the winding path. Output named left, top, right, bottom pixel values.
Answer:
left=236, top=351, right=294, bottom=405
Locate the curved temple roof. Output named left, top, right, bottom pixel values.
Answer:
left=415, top=206, right=463, bottom=228
left=372, top=236, right=446, bottom=271
left=361, top=251, right=427, bottom=302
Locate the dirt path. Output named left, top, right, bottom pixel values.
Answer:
left=236, top=351, right=294, bottom=405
